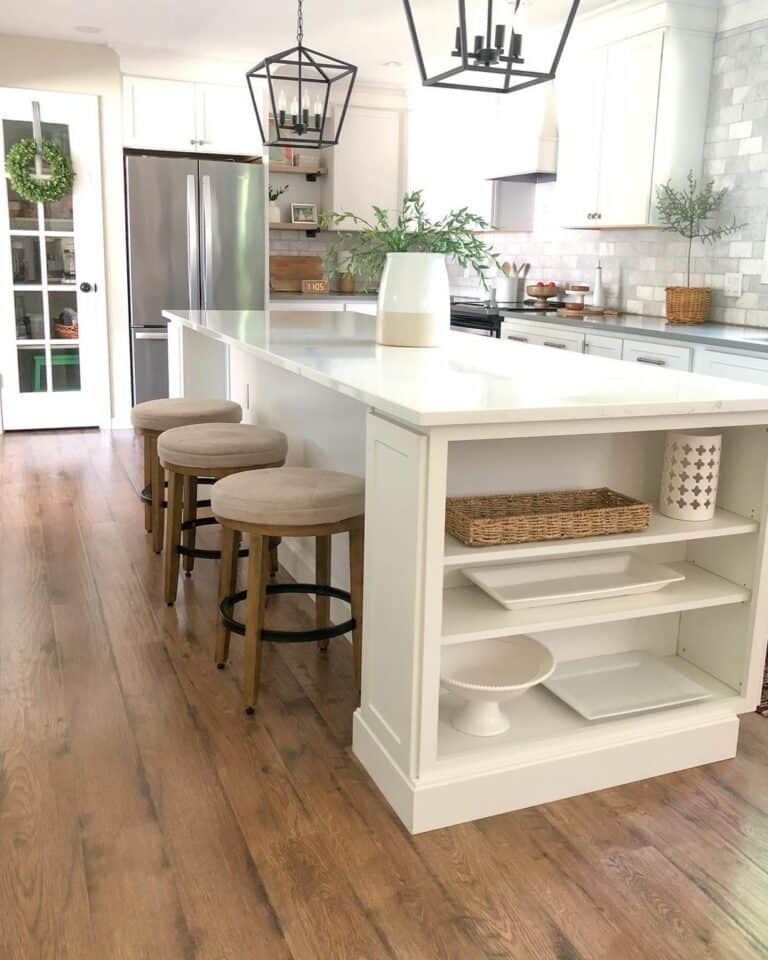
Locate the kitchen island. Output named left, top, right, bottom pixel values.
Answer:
left=165, top=308, right=768, bottom=833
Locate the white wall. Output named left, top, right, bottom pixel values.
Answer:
left=0, top=34, right=131, bottom=425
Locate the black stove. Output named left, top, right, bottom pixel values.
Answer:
left=450, top=296, right=560, bottom=338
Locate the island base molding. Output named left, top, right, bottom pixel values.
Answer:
left=353, top=710, right=739, bottom=834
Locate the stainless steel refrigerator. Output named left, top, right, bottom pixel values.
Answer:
left=126, top=154, right=266, bottom=403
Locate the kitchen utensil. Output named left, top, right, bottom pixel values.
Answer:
left=462, top=553, right=685, bottom=610
left=543, top=650, right=712, bottom=719
left=441, top=636, right=556, bottom=736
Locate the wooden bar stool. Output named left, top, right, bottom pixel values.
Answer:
left=211, top=467, right=365, bottom=714
left=158, top=422, right=288, bottom=605
left=130, top=397, right=242, bottom=553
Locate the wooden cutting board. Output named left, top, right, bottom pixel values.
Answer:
left=269, top=255, right=324, bottom=292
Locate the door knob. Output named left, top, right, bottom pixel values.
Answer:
left=79, top=282, right=94, bottom=292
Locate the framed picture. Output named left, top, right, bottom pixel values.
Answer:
left=291, top=202, right=318, bottom=224
left=267, top=118, right=293, bottom=164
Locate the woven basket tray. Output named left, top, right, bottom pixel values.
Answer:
left=665, top=286, right=711, bottom=325
left=446, top=488, right=652, bottom=547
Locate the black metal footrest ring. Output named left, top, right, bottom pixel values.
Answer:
left=140, top=478, right=213, bottom=510
left=177, top=525, right=280, bottom=562
left=219, top=583, right=354, bottom=642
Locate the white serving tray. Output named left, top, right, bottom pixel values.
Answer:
left=542, top=651, right=712, bottom=720
left=462, top=552, right=685, bottom=610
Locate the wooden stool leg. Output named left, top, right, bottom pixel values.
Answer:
left=149, top=433, right=165, bottom=554
left=349, top=525, right=364, bottom=693
left=182, top=475, right=198, bottom=576
left=243, top=535, right=269, bottom=713
left=215, top=526, right=240, bottom=667
left=143, top=433, right=153, bottom=533
left=269, top=539, right=279, bottom=579
left=316, top=535, right=332, bottom=652
left=164, top=468, right=184, bottom=605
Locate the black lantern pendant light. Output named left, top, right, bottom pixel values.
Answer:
left=402, top=0, right=581, bottom=94
left=246, top=0, right=357, bottom=149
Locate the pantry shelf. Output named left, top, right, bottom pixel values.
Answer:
left=443, top=506, right=758, bottom=568
left=441, top=562, right=750, bottom=644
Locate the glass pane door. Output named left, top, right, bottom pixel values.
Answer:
left=3, top=117, right=81, bottom=398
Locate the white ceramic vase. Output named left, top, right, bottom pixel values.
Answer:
left=268, top=203, right=281, bottom=224
left=659, top=431, right=722, bottom=522
left=376, top=252, right=450, bottom=347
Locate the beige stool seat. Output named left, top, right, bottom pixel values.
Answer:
left=211, top=466, right=365, bottom=527
left=158, top=422, right=288, bottom=606
left=159, top=422, right=288, bottom=471
left=212, top=466, right=365, bottom=713
left=131, top=397, right=243, bottom=553
left=131, top=397, right=242, bottom=433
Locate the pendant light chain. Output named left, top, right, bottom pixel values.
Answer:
left=296, top=0, right=304, bottom=46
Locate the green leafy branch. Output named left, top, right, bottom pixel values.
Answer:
left=320, top=190, right=500, bottom=291
left=655, top=170, right=744, bottom=286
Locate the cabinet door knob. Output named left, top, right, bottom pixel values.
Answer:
left=79, top=281, right=94, bottom=293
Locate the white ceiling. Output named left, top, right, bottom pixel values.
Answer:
left=0, top=0, right=611, bottom=86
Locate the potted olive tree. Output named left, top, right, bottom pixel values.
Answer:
left=656, top=171, right=743, bottom=324
left=321, top=191, right=498, bottom=347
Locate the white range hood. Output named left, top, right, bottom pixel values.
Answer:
left=485, top=82, right=558, bottom=181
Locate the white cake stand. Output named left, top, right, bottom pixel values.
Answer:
left=441, top=636, right=556, bottom=736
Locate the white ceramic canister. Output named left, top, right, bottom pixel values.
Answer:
left=376, top=252, right=450, bottom=347
left=659, top=431, right=722, bottom=521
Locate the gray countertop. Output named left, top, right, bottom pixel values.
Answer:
left=501, top=310, right=768, bottom=354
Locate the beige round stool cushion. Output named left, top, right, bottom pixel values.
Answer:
left=212, top=466, right=365, bottom=527
left=158, top=422, right=288, bottom=471
left=131, top=397, right=242, bottom=433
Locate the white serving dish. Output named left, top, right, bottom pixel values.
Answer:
left=542, top=650, right=712, bottom=720
left=441, top=636, right=556, bottom=736
left=462, top=552, right=685, bottom=610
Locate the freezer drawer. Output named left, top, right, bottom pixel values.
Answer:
left=132, top=329, right=169, bottom=403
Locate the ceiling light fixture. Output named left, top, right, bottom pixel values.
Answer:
left=246, top=0, right=357, bottom=149
left=401, top=0, right=581, bottom=94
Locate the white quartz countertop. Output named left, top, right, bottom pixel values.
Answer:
left=163, top=309, right=768, bottom=428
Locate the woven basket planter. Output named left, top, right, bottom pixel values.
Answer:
left=446, top=488, right=652, bottom=547
left=665, top=286, right=711, bottom=325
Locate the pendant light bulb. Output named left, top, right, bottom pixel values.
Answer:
left=313, top=97, right=322, bottom=115
left=290, top=96, right=299, bottom=116
left=277, top=89, right=287, bottom=112
left=302, top=90, right=310, bottom=110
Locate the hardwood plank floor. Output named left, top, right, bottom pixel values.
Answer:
left=1, top=427, right=767, bottom=960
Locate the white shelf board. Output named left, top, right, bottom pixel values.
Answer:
left=444, top=507, right=758, bottom=568
left=434, top=655, right=739, bottom=775
left=442, top=562, right=749, bottom=644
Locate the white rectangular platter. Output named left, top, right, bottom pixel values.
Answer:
left=462, top=552, right=685, bottom=610
left=542, top=650, right=713, bottom=720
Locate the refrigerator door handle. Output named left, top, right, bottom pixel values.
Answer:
left=201, top=174, right=213, bottom=309
left=134, top=331, right=169, bottom=340
left=185, top=174, right=198, bottom=309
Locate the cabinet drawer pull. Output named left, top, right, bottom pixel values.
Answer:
left=636, top=356, right=666, bottom=366
left=544, top=340, right=567, bottom=349
left=507, top=334, right=528, bottom=342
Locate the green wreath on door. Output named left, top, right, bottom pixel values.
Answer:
left=5, top=138, right=75, bottom=203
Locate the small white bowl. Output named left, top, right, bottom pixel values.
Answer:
left=441, top=636, right=556, bottom=737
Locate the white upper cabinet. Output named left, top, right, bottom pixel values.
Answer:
left=329, top=106, right=401, bottom=226
left=123, top=76, right=262, bottom=155
left=597, top=31, right=664, bottom=227
left=194, top=83, right=261, bottom=156
left=124, top=77, right=197, bottom=151
left=556, top=3, right=715, bottom=229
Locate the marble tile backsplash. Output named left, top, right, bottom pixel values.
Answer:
left=450, top=17, right=768, bottom=327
